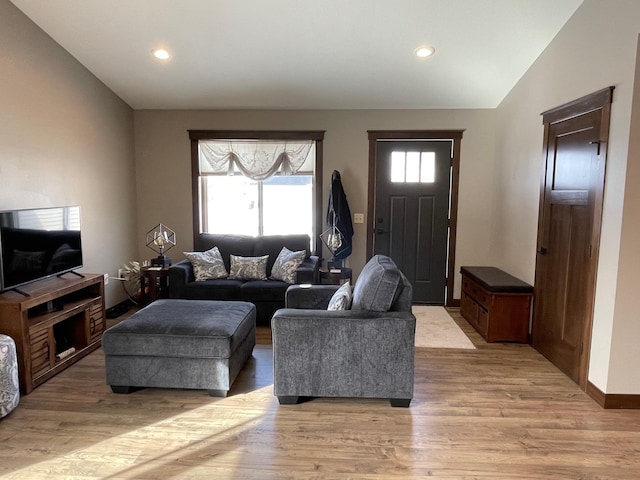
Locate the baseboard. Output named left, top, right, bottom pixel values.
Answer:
left=448, top=299, right=461, bottom=308
left=587, top=381, right=640, bottom=409
left=106, top=299, right=134, bottom=319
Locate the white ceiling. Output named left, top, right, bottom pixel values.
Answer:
left=10, top=0, right=583, bottom=110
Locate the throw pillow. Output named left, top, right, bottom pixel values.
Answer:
left=327, top=281, right=353, bottom=310
left=270, top=247, right=306, bottom=284
left=183, top=246, right=228, bottom=281
left=228, top=254, right=269, bottom=280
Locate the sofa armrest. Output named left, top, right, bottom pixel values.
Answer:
left=285, top=284, right=340, bottom=309
left=295, top=255, right=320, bottom=284
left=168, top=260, right=194, bottom=298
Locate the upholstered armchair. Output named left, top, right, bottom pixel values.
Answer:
left=271, top=255, right=415, bottom=407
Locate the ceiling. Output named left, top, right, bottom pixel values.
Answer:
left=10, top=0, right=583, bottom=110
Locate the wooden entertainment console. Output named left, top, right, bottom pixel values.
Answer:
left=0, top=273, right=105, bottom=394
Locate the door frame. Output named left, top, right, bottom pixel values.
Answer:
left=534, top=86, right=614, bottom=390
left=367, top=130, right=464, bottom=307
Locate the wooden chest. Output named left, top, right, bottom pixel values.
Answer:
left=460, top=266, right=533, bottom=343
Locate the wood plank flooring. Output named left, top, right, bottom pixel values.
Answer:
left=1, top=309, right=639, bottom=479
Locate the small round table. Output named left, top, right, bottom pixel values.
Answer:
left=319, top=267, right=352, bottom=285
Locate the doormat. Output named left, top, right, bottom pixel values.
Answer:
left=413, top=306, right=475, bottom=349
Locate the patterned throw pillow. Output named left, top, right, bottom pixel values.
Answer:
left=327, top=281, right=353, bottom=310
left=229, top=254, right=269, bottom=280
left=183, top=246, right=228, bottom=281
left=270, top=247, right=306, bottom=284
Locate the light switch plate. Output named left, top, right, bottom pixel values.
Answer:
left=353, top=213, right=364, bottom=224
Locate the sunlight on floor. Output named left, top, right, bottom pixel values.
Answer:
left=5, top=386, right=276, bottom=479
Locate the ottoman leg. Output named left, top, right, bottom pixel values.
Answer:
left=277, top=396, right=301, bottom=405
left=390, top=398, right=411, bottom=407
left=207, top=389, right=228, bottom=397
left=111, top=385, right=136, bottom=394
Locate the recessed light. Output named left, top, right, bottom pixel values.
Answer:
left=152, top=48, right=171, bottom=60
left=415, top=46, right=435, bottom=58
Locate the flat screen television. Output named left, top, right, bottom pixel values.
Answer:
left=0, top=206, right=83, bottom=293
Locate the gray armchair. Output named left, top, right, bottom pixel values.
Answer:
left=271, top=255, right=415, bottom=407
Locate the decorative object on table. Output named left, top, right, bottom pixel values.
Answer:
left=145, top=224, right=176, bottom=267
left=0, top=334, right=20, bottom=418
left=324, top=170, right=353, bottom=270
left=118, top=260, right=142, bottom=304
left=320, top=224, right=343, bottom=270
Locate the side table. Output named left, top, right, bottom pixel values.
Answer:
left=319, top=267, right=352, bottom=285
left=140, top=267, right=170, bottom=306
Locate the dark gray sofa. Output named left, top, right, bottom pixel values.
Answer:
left=271, top=254, right=415, bottom=407
left=168, top=234, right=319, bottom=324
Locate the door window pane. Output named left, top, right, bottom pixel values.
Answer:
left=391, top=151, right=405, bottom=183
left=406, top=152, right=420, bottom=182
left=420, top=152, right=436, bottom=183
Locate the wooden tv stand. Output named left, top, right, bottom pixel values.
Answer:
left=0, top=273, right=105, bottom=394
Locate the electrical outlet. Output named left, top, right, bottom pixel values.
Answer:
left=104, top=272, right=109, bottom=285
left=353, top=213, right=365, bottom=224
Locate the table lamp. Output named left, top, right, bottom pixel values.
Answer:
left=145, top=224, right=176, bottom=267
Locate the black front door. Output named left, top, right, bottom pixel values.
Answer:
left=374, top=140, right=452, bottom=304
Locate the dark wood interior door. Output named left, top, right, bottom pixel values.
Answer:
left=374, top=140, right=452, bottom=304
left=533, top=88, right=612, bottom=388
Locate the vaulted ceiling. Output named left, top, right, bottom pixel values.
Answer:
left=11, top=0, right=583, bottom=110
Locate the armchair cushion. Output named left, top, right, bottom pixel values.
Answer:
left=352, top=255, right=403, bottom=312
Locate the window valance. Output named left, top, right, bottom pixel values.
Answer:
left=198, top=140, right=314, bottom=181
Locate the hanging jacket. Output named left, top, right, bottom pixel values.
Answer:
left=326, top=170, right=354, bottom=260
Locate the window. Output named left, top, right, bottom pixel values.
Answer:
left=391, top=151, right=435, bottom=183
left=189, top=131, right=324, bottom=253
left=202, top=171, right=314, bottom=237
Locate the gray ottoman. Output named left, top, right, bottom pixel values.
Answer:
left=103, top=299, right=256, bottom=397
left=0, top=334, right=20, bottom=418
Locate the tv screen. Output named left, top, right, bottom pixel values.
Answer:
left=0, top=206, right=83, bottom=293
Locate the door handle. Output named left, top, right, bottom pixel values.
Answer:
left=376, top=228, right=389, bottom=234
left=537, top=247, right=548, bottom=255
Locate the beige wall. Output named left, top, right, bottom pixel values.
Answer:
left=494, top=0, right=640, bottom=393
left=0, top=0, right=137, bottom=307
left=133, top=109, right=496, bottom=298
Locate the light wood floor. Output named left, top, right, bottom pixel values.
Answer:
left=1, top=309, right=639, bottom=479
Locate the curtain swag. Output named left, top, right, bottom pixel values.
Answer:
left=199, top=140, right=313, bottom=181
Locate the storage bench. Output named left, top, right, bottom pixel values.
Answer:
left=103, top=299, right=256, bottom=396
left=460, top=266, right=533, bottom=343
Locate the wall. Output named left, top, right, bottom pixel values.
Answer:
left=494, top=0, right=640, bottom=393
left=0, top=0, right=137, bottom=307
left=133, top=108, right=496, bottom=298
